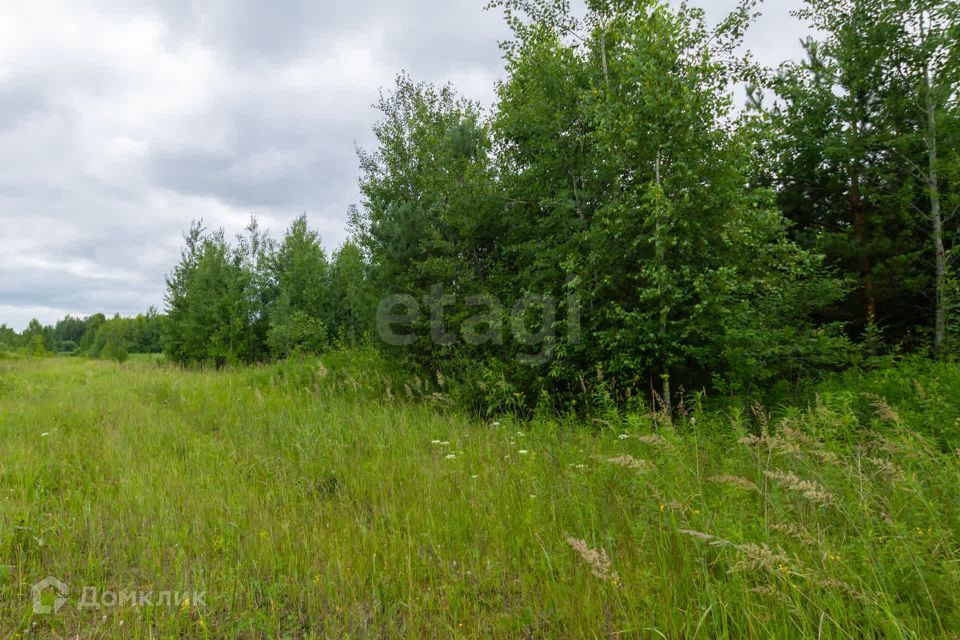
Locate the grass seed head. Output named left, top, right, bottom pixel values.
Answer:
left=764, top=469, right=832, bottom=505
left=566, top=538, right=620, bottom=584
left=710, top=475, right=759, bottom=492
left=602, top=455, right=650, bottom=472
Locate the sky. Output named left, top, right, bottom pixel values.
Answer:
left=0, top=0, right=809, bottom=331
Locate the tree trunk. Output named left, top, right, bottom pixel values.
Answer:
left=847, top=95, right=876, bottom=325
left=654, top=150, right=671, bottom=419
left=924, top=61, right=947, bottom=354
left=600, top=27, right=611, bottom=92
left=662, top=374, right=672, bottom=417
left=851, top=160, right=877, bottom=323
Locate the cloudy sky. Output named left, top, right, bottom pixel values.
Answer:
left=0, top=0, right=807, bottom=330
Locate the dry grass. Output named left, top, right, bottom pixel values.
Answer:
left=763, top=469, right=833, bottom=505
left=565, top=538, right=620, bottom=584
left=710, top=474, right=760, bottom=492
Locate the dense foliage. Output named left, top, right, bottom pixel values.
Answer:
left=162, top=217, right=373, bottom=366
left=349, top=0, right=952, bottom=412
left=767, top=0, right=960, bottom=352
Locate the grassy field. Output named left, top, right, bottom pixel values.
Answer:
left=0, top=353, right=958, bottom=638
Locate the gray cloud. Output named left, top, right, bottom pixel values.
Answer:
left=0, top=0, right=807, bottom=331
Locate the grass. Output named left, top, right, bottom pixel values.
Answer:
left=0, top=351, right=958, bottom=638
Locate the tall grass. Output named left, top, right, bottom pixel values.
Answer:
left=0, top=353, right=957, bottom=638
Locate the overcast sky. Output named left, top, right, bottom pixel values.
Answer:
left=0, top=0, right=808, bottom=330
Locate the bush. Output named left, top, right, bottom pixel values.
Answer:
left=24, top=335, right=49, bottom=357
left=267, top=312, right=327, bottom=359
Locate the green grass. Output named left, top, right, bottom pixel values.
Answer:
left=0, top=352, right=958, bottom=638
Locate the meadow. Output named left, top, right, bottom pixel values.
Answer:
left=0, top=352, right=958, bottom=638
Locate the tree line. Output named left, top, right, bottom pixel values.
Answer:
left=0, top=310, right=164, bottom=361
left=348, top=0, right=957, bottom=410
left=162, top=217, right=372, bottom=366
left=8, top=0, right=956, bottom=413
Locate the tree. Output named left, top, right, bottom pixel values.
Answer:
left=0, top=324, right=20, bottom=352
left=25, top=335, right=49, bottom=357
left=352, top=75, right=505, bottom=372
left=489, top=0, right=849, bottom=401
left=882, top=0, right=959, bottom=353
left=128, top=308, right=165, bottom=354
left=328, top=240, right=374, bottom=342
left=267, top=215, right=330, bottom=357
left=52, top=316, right=86, bottom=352
left=79, top=314, right=107, bottom=354
left=22, top=319, right=53, bottom=354
left=336, top=0, right=853, bottom=411
left=164, top=221, right=268, bottom=366
left=163, top=216, right=361, bottom=364
left=772, top=0, right=958, bottom=352
left=771, top=1, right=904, bottom=338
left=99, top=316, right=130, bottom=363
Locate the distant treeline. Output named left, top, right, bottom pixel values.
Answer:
left=0, top=311, right=165, bottom=361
